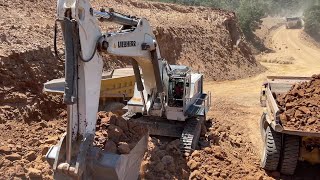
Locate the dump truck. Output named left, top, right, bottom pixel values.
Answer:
left=285, top=17, right=303, bottom=29
left=260, top=76, right=320, bottom=175
left=44, top=67, right=136, bottom=112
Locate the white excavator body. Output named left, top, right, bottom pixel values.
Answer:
left=45, top=0, right=211, bottom=179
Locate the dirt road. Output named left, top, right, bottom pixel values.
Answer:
left=204, top=25, right=320, bottom=178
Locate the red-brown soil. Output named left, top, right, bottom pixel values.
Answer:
left=277, top=74, right=320, bottom=132
left=0, top=0, right=267, bottom=179
left=94, top=112, right=148, bottom=154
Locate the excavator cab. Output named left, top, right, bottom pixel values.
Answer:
left=168, top=79, right=186, bottom=107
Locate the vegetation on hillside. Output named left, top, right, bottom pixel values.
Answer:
left=304, top=5, right=320, bottom=40
left=149, top=0, right=319, bottom=41
left=236, top=0, right=265, bottom=37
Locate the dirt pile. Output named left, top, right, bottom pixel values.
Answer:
left=0, top=118, right=66, bottom=179
left=277, top=74, right=320, bottom=132
left=183, top=116, right=268, bottom=180
left=140, top=115, right=270, bottom=180
left=0, top=48, right=65, bottom=122
left=141, top=138, right=189, bottom=179
left=94, top=112, right=148, bottom=154
left=0, top=0, right=64, bottom=122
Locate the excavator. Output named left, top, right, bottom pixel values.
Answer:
left=45, top=0, right=211, bottom=179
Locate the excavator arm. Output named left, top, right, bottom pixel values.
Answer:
left=99, top=15, right=167, bottom=115
left=56, top=0, right=104, bottom=169
left=46, top=0, right=168, bottom=179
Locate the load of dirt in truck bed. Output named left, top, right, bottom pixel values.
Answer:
left=94, top=112, right=148, bottom=154
left=277, top=74, right=320, bottom=132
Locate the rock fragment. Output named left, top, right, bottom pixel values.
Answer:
left=5, top=153, right=22, bottom=161
left=117, top=142, right=130, bottom=154
left=27, top=168, right=42, bottom=178
left=25, top=151, right=37, bottom=162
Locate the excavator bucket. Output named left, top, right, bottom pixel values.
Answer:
left=86, top=135, right=148, bottom=179
left=46, top=134, right=148, bottom=179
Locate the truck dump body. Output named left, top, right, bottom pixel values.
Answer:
left=44, top=68, right=135, bottom=98
left=260, top=76, right=320, bottom=174
left=261, top=76, right=320, bottom=137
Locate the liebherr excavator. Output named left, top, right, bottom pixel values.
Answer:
left=45, top=0, right=211, bottom=179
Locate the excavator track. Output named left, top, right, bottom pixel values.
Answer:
left=124, top=112, right=205, bottom=154
left=180, top=117, right=203, bottom=154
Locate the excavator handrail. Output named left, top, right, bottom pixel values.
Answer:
left=93, top=10, right=138, bottom=26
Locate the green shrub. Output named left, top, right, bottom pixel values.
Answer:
left=304, top=5, right=320, bottom=38
left=148, top=0, right=319, bottom=39
left=237, top=0, right=266, bottom=37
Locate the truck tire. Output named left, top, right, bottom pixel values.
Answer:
left=261, top=126, right=282, bottom=171
left=260, top=97, right=266, bottom=107
left=260, top=113, right=268, bottom=138
left=280, top=135, right=300, bottom=175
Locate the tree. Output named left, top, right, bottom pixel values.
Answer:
left=237, top=0, right=266, bottom=37
left=304, top=5, right=320, bottom=39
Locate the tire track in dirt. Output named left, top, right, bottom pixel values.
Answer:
left=273, top=27, right=320, bottom=69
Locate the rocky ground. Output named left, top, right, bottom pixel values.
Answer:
left=0, top=117, right=66, bottom=179
left=277, top=74, right=320, bottom=132
left=139, top=99, right=276, bottom=180
left=0, top=0, right=280, bottom=179
left=94, top=112, right=148, bottom=154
